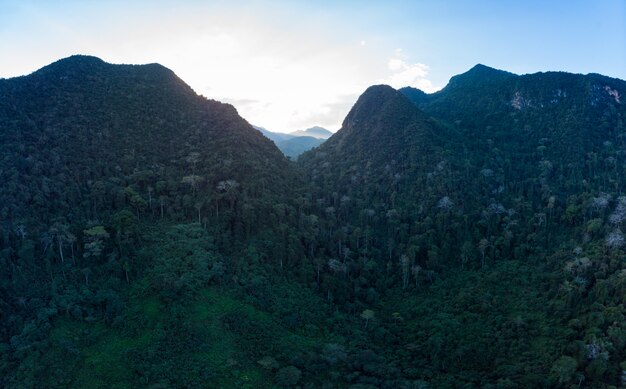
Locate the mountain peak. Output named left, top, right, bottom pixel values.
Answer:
left=290, top=126, right=333, bottom=139
left=341, top=85, right=401, bottom=127
left=465, top=63, right=514, bottom=77
left=361, top=84, right=398, bottom=98
left=37, top=55, right=107, bottom=72
left=468, top=63, right=499, bottom=72
left=57, top=54, right=106, bottom=65
left=445, top=64, right=516, bottom=90
left=324, top=83, right=436, bottom=153
left=32, top=55, right=174, bottom=80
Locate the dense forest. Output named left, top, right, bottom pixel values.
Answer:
left=1, top=56, right=625, bottom=388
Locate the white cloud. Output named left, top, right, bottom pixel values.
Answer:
left=379, top=52, right=439, bottom=93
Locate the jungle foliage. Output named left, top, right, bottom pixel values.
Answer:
left=1, top=57, right=625, bottom=388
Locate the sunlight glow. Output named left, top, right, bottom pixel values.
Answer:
left=0, top=2, right=439, bottom=133
left=2, top=1, right=623, bottom=133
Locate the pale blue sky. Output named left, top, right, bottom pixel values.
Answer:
left=1, top=0, right=624, bottom=132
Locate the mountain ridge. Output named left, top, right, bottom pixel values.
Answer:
left=2, top=56, right=626, bottom=388
left=290, top=126, right=333, bottom=139
left=254, top=125, right=331, bottom=158
left=299, top=66, right=625, bottom=386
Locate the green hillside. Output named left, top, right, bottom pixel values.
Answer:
left=1, top=57, right=625, bottom=388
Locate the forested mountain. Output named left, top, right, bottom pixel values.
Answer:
left=0, top=56, right=309, bottom=387
left=1, top=57, right=625, bottom=388
left=0, top=55, right=294, bottom=224
left=299, top=67, right=626, bottom=387
left=401, top=64, right=625, bottom=169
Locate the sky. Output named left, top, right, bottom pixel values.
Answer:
left=1, top=1, right=625, bottom=133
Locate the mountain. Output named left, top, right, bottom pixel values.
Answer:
left=0, top=54, right=297, bottom=253
left=401, top=64, right=626, bottom=177
left=0, top=55, right=292, bottom=193
left=253, top=125, right=295, bottom=142
left=300, top=68, right=626, bottom=386
left=254, top=125, right=328, bottom=158
left=2, top=57, right=626, bottom=388
left=0, top=55, right=311, bottom=387
left=300, top=85, right=446, bottom=177
left=289, top=126, right=333, bottom=139
left=275, top=136, right=325, bottom=159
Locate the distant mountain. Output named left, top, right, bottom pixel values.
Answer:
left=289, top=126, right=333, bottom=139
left=254, top=125, right=330, bottom=158
left=276, top=136, right=325, bottom=159
left=253, top=125, right=294, bottom=142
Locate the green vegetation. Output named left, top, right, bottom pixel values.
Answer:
left=1, top=57, right=626, bottom=387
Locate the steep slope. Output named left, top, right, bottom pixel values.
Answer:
left=0, top=56, right=294, bottom=230
left=0, top=56, right=307, bottom=387
left=299, top=84, right=472, bottom=309
left=300, top=70, right=626, bottom=386
left=402, top=65, right=626, bottom=170
left=301, top=85, right=446, bottom=169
